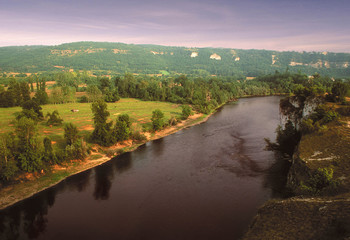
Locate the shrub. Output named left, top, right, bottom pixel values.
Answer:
left=65, top=139, right=89, bottom=160
left=151, top=109, right=165, bottom=131
left=79, top=95, right=89, bottom=103
left=46, top=110, right=63, bottom=126
left=131, top=131, right=147, bottom=142
left=181, top=105, right=193, bottom=120
left=168, top=116, right=179, bottom=126
left=300, top=167, right=339, bottom=195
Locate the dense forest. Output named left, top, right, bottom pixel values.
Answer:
left=1, top=42, right=350, bottom=78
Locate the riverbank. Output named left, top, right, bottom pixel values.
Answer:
left=242, top=108, right=350, bottom=239
left=0, top=110, right=214, bottom=211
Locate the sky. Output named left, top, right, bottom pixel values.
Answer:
left=0, top=0, right=350, bottom=52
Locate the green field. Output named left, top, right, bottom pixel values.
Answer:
left=0, top=98, right=183, bottom=143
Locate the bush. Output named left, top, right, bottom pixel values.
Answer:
left=181, top=105, right=193, bottom=120
left=46, top=110, right=63, bottom=126
left=300, top=118, right=315, bottom=134
left=300, top=167, right=339, bottom=195
left=65, top=139, right=89, bottom=160
left=168, top=116, right=179, bottom=126
left=131, top=131, right=147, bottom=142
left=151, top=109, right=165, bottom=131
left=79, top=95, right=89, bottom=103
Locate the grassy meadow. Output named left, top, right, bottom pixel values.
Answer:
left=0, top=98, right=183, bottom=144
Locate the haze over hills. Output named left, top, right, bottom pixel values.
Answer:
left=1, top=42, right=350, bottom=78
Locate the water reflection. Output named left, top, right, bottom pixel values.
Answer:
left=0, top=97, right=284, bottom=240
left=93, top=163, right=114, bottom=200
left=114, top=152, right=132, bottom=173
left=263, top=152, right=292, bottom=198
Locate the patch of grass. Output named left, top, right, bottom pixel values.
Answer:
left=159, top=70, right=170, bottom=75
left=0, top=98, right=183, bottom=141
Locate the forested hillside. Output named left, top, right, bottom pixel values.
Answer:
left=1, top=42, right=350, bottom=78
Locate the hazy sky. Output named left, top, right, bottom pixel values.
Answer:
left=1, top=0, right=349, bottom=52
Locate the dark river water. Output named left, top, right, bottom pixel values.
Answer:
left=0, top=96, right=287, bottom=240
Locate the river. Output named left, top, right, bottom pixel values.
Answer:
left=0, top=96, right=287, bottom=240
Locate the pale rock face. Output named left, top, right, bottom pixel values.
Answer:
left=272, top=55, right=277, bottom=65
left=210, top=53, right=221, bottom=60
left=191, top=52, right=198, bottom=58
left=289, top=61, right=304, bottom=66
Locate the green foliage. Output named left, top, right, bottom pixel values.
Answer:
left=0, top=133, right=18, bottom=181
left=301, top=105, right=339, bottom=134
left=117, top=114, right=132, bottom=128
left=79, top=95, right=89, bottom=103
left=33, top=90, right=49, bottom=105
left=15, top=117, right=43, bottom=172
left=64, top=123, right=79, bottom=145
left=86, top=85, right=103, bottom=102
left=275, top=121, right=301, bottom=156
left=49, top=86, right=76, bottom=104
left=131, top=131, right=147, bottom=142
left=168, top=116, right=179, bottom=126
left=181, top=105, right=193, bottom=120
left=112, top=120, right=130, bottom=142
left=21, top=99, right=44, bottom=120
left=65, top=139, right=89, bottom=160
left=46, top=110, right=63, bottom=126
left=327, top=80, right=349, bottom=103
left=42, top=137, right=58, bottom=164
left=91, top=100, right=113, bottom=146
left=110, top=114, right=132, bottom=143
left=151, top=109, right=165, bottom=131
left=1, top=42, right=350, bottom=78
left=300, top=167, right=339, bottom=195
left=104, top=88, right=120, bottom=102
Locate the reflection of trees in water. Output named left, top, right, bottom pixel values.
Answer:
left=151, top=138, right=164, bottom=156
left=0, top=170, right=92, bottom=239
left=114, top=152, right=132, bottom=173
left=0, top=189, right=52, bottom=240
left=0, top=154, right=134, bottom=239
left=0, top=210, right=20, bottom=240
left=93, top=153, right=132, bottom=200
left=93, top=163, right=113, bottom=200
left=263, top=152, right=292, bottom=198
left=66, top=169, right=92, bottom=193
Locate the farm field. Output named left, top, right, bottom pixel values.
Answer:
left=0, top=98, right=183, bottom=143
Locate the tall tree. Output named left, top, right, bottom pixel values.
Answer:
left=91, top=100, right=113, bottom=146
left=15, top=117, right=42, bottom=172
left=151, top=109, right=165, bottom=131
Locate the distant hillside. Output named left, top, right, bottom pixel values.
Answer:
left=0, top=42, right=350, bottom=78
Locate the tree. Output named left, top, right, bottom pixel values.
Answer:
left=87, top=85, right=103, bottom=102
left=181, top=105, right=193, bottom=120
left=91, top=100, right=113, bottom=146
left=64, top=123, right=79, bottom=146
left=33, top=90, right=49, bottom=105
left=104, top=88, right=120, bottom=102
left=0, top=133, right=18, bottom=181
left=46, top=110, right=63, bottom=126
left=21, top=99, right=44, bottom=120
left=111, top=114, right=131, bottom=142
left=329, top=80, right=348, bottom=103
left=15, top=117, right=42, bottom=172
left=42, top=137, right=57, bottom=164
left=151, top=109, right=165, bottom=131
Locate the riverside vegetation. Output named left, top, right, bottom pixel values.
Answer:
left=0, top=61, right=349, bottom=237
left=243, top=76, right=350, bottom=239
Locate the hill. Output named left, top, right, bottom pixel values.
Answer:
left=1, top=42, right=350, bottom=78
